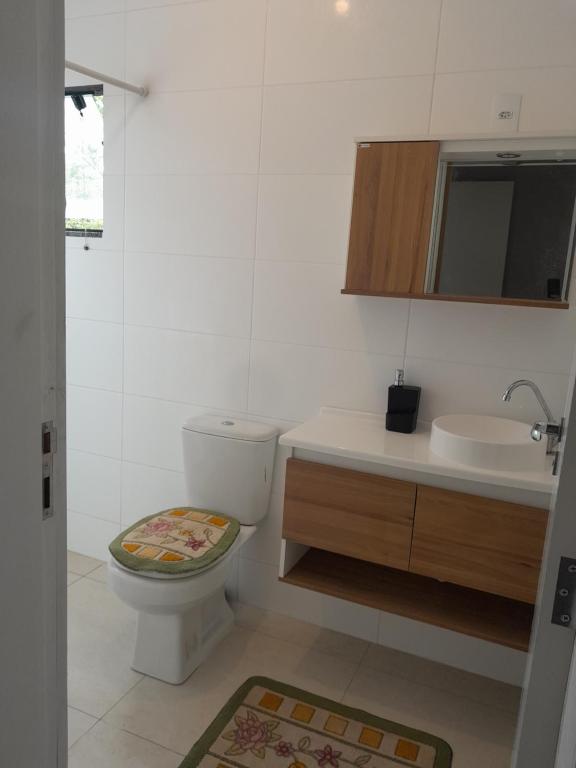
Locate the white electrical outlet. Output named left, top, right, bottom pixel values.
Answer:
left=491, top=93, right=522, bottom=132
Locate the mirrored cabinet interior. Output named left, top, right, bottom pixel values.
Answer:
left=343, top=138, right=576, bottom=308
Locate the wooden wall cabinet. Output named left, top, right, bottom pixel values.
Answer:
left=344, top=141, right=439, bottom=297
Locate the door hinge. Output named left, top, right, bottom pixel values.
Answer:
left=42, top=421, right=57, bottom=520
left=552, top=557, right=576, bottom=628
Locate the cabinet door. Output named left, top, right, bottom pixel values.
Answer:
left=283, top=459, right=416, bottom=570
left=345, top=141, right=439, bottom=295
left=410, top=486, right=548, bottom=603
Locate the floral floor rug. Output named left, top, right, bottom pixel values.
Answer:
left=178, top=677, right=452, bottom=768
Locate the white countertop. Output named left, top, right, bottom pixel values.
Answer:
left=279, top=407, right=556, bottom=495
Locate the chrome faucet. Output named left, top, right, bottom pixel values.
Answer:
left=502, top=379, right=563, bottom=458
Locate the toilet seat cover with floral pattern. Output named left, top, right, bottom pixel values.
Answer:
left=109, top=507, right=240, bottom=576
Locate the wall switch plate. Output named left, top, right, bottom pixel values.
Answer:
left=491, top=93, right=522, bottom=132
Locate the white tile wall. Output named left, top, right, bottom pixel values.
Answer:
left=249, top=340, right=403, bottom=422
left=66, top=0, right=576, bottom=677
left=238, top=558, right=380, bottom=642
left=252, top=262, right=409, bottom=353
left=67, top=450, right=122, bottom=523
left=126, top=0, right=266, bottom=92
left=67, top=511, right=120, bottom=562
left=256, top=175, right=352, bottom=264
left=431, top=67, right=576, bottom=135
left=66, top=319, right=123, bottom=392
left=67, top=386, right=122, bottom=459
left=125, top=175, right=258, bottom=259
left=406, top=358, right=569, bottom=425
left=437, top=0, right=576, bottom=73
left=122, top=395, right=202, bottom=473
left=66, top=249, right=123, bottom=323
left=125, top=88, right=262, bottom=175
left=121, top=462, right=186, bottom=527
left=65, top=14, right=125, bottom=94
left=66, top=0, right=123, bottom=20
left=406, top=300, right=575, bottom=374
left=124, top=325, right=250, bottom=409
left=260, top=76, right=433, bottom=174
left=125, top=252, right=253, bottom=336
left=265, top=0, right=442, bottom=84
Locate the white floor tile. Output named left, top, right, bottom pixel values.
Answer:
left=343, top=666, right=518, bottom=768
left=68, top=721, right=183, bottom=768
left=68, top=707, right=98, bottom=748
left=104, top=626, right=358, bottom=755
left=67, top=551, right=103, bottom=576
left=86, top=564, right=109, bottom=584
left=67, top=572, right=82, bottom=586
left=68, top=578, right=143, bottom=718
left=234, top=602, right=369, bottom=664
left=361, top=644, right=521, bottom=714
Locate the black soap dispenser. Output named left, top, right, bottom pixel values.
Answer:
left=386, top=369, right=421, bottom=434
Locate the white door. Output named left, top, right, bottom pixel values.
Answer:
left=514, top=358, right=576, bottom=767
left=0, top=1, right=66, bottom=766
left=555, top=635, right=576, bottom=768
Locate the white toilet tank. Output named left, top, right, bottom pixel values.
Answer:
left=182, top=415, right=278, bottom=525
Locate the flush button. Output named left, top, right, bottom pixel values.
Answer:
left=222, top=420, right=235, bottom=426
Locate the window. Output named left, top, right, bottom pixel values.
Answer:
left=65, top=85, right=104, bottom=237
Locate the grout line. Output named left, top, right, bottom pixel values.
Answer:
left=68, top=703, right=96, bottom=718
left=339, top=661, right=361, bottom=704
left=245, top=0, right=270, bottom=415
left=119, top=0, right=129, bottom=533
left=402, top=299, right=413, bottom=374
left=67, top=60, right=576, bottom=97
left=117, top=726, right=187, bottom=758
left=66, top=316, right=124, bottom=327
left=427, top=0, right=445, bottom=134
left=357, top=655, right=521, bottom=716
left=357, top=640, right=372, bottom=669
left=66, top=322, right=573, bottom=380
left=68, top=715, right=100, bottom=751
left=74, top=171, right=352, bottom=177
left=68, top=557, right=103, bottom=576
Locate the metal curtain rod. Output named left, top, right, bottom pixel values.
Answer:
left=65, top=60, right=148, bottom=97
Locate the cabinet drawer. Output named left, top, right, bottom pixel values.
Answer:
left=283, top=459, right=416, bottom=570
left=410, top=486, right=548, bottom=603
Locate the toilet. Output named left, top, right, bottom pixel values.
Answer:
left=108, top=414, right=278, bottom=685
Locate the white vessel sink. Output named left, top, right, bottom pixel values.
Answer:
left=430, top=414, right=548, bottom=472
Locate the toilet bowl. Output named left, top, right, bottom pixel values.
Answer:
left=108, top=415, right=277, bottom=685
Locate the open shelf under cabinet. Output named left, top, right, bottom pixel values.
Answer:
left=280, top=547, right=534, bottom=652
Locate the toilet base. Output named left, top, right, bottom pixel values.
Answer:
left=132, top=586, right=234, bottom=685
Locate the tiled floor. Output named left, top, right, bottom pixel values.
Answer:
left=67, top=551, right=521, bottom=767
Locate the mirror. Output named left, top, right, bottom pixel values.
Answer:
left=428, top=159, right=576, bottom=303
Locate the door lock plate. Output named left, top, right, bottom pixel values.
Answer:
left=42, top=420, right=57, bottom=520
left=552, top=557, right=576, bottom=628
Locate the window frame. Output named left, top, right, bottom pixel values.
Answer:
left=65, top=83, right=104, bottom=238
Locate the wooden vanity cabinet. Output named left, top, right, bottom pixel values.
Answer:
left=282, top=458, right=416, bottom=570
left=281, top=459, right=547, bottom=649
left=343, top=141, right=439, bottom=297
left=410, top=486, right=548, bottom=604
